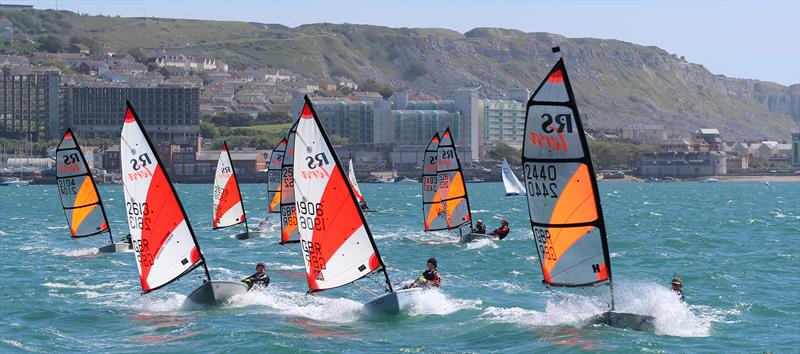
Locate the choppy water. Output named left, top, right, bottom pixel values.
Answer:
left=1, top=181, right=798, bottom=352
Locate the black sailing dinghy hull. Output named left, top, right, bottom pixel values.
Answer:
left=97, top=242, right=133, bottom=253
left=363, top=288, right=424, bottom=316
left=234, top=231, right=251, bottom=240
left=181, top=280, right=248, bottom=309
left=588, top=311, right=656, bottom=333
left=460, top=233, right=496, bottom=243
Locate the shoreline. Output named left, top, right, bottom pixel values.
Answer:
left=599, top=175, right=799, bottom=183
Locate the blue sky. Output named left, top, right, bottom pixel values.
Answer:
left=15, top=0, right=800, bottom=85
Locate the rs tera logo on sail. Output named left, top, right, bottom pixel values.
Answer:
left=301, top=152, right=331, bottom=180
left=529, top=113, right=572, bottom=152
left=128, top=153, right=154, bottom=181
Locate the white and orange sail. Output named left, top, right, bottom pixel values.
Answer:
left=347, top=156, right=368, bottom=209
left=55, top=129, right=112, bottom=240
left=293, top=96, right=392, bottom=292
left=121, top=101, right=209, bottom=293
left=279, top=120, right=300, bottom=244
left=267, top=138, right=287, bottom=214
left=522, top=57, right=613, bottom=299
left=422, top=133, right=447, bottom=231
left=212, top=142, right=247, bottom=230
left=436, top=128, right=472, bottom=230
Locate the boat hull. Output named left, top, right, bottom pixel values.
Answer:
left=97, top=242, right=133, bottom=253
left=181, top=280, right=248, bottom=309
left=460, top=232, right=495, bottom=243
left=234, top=231, right=251, bottom=240
left=588, top=311, right=655, bottom=333
left=363, top=288, right=424, bottom=316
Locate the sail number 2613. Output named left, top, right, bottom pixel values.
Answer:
left=524, top=164, right=559, bottom=199
left=126, top=201, right=151, bottom=231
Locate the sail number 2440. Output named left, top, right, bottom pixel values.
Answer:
left=524, top=164, right=559, bottom=199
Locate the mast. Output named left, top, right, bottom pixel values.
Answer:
left=522, top=48, right=614, bottom=309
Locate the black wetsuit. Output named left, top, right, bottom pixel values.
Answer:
left=673, top=288, right=685, bottom=302
left=242, top=271, right=270, bottom=289
left=474, top=223, right=486, bottom=234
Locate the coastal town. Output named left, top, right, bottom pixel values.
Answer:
left=0, top=7, right=798, bottom=184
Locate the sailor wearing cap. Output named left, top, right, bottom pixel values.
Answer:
left=671, top=277, right=685, bottom=302
left=242, top=262, right=270, bottom=290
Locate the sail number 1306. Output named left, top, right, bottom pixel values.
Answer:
left=524, top=164, right=559, bottom=199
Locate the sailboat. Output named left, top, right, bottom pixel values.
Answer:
left=267, top=138, right=287, bottom=214
left=212, top=142, right=250, bottom=240
left=422, top=128, right=485, bottom=243
left=293, top=96, right=422, bottom=315
left=522, top=51, right=654, bottom=332
left=120, top=101, right=247, bottom=307
left=55, top=128, right=131, bottom=253
left=279, top=120, right=301, bottom=244
left=347, top=155, right=373, bottom=212
left=501, top=158, right=526, bottom=196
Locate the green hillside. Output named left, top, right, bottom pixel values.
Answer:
left=2, top=8, right=797, bottom=139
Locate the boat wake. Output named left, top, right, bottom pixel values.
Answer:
left=406, top=288, right=482, bottom=316
left=482, top=282, right=726, bottom=337
left=466, top=238, right=498, bottom=250
left=51, top=247, right=98, bottom=257
left=226, top=287, right=363, bottom=323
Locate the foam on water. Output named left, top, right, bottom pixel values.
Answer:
left=466, top=238, right=498, bottom=250
left=51, top=247, right=99, bottom=257
left=406, top=288, right=482, bottom=316
left=482, top=282, right=724, bottom=337
left=226, top=287, right=363, bottom=323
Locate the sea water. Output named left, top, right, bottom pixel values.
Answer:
left=0, top=182, right=798, bottom=352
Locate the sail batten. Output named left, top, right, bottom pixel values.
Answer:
left=55, top=129, right=112, bottom=240
left=121, top=101, right=208, bottom=293
left=293, top=96, right=390, bottom=292
left=523, top=58, right=612, bottom=290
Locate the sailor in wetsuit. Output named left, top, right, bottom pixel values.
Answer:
left=242, top=262, right=270, bottom=290
left=671, top=277, right=685, bottom=302
left=404, top=258, right=441, bottom=289
left=473, top=220, right=487, bottom=234
left=491, top=219, right=510, bottom=240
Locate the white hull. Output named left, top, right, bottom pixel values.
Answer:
left=181, top=280, right=248, bottom=309
left=97, top=242, right=133, bottom=253
left=460, top=232, right=495, bottom=243
left=363, top=288, right=424, bottom=316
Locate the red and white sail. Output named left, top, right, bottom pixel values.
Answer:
left=212, top=142, right=247, bottom=229
left=347, top=156, right=367, bottom=208
left=279, top=120, right=300, bottom=244
left=267, top=138, right=287, bottom=213
left=293, top=97, right=388, bottom=292
left=121, top=101, right=206, bottom=293
left=55, top=129, right=112, bottom=239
